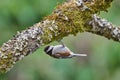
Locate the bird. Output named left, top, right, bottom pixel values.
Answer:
left=44, top=43, right=87, bottom=59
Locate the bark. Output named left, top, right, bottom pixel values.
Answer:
left=0, top=0, right=114, bottom=73
left=89, top=14, right=120, bottom=42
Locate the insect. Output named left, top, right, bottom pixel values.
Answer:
left=44, top=41, right=87, bottom=59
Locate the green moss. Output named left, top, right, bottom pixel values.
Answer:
left=43, top=0, right=113, bottom=42
left=0, top=51, right=14, bottom=73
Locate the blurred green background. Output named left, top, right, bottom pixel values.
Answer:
left=0, top=0, right=120, bottom=80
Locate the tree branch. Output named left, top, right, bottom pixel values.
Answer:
left=0, top=0, right=114, bottom=73
left=88, top=14, right=120, bottom=42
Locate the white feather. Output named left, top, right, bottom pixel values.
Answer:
left=71, top=53, right=87, bottom=57
left=52, top=45, right=70, bottom=54
left=46, top=46, right=54, bottom=52
left=52, top=44, right=87, bottom=58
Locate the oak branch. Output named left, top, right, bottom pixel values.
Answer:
left=0, top=0, right=115, bottom=73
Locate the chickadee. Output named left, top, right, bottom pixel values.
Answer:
left=44, top=44, right=87, bottom=59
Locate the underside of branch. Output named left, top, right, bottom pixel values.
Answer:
left=0, top=0, right=114, bottom=73
left=89, top=14, right=120, bottom=41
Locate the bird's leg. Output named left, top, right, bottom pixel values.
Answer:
left=57, top=39, right=65, bottom=47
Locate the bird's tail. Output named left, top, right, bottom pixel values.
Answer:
left=72, top=53, right=87, bottom=57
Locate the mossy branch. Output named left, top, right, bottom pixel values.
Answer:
left=0, top=0, right=114, bottom=73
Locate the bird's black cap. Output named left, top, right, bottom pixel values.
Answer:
left=44, top=46, right=50, bottom=52
left=44, top=46, right=53, bottom=55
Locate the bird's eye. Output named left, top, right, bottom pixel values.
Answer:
left=44, top=46, right=50, bottom=52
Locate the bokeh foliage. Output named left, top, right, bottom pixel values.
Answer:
left=0, top=0, right=120, bottom=80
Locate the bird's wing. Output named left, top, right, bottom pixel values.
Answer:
left=52, top=51, right=71, bottom=58
left=52, top=53, right=61, bottom=58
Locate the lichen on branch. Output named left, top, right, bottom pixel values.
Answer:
left=0, top=0, right=113, bottom=73
left=88, top=14, right=120, bottom=41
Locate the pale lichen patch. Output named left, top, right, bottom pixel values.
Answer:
left=0, top=23, right=45, bottom=73
left=75, top=0, right=89, bottom=11
left=89, top=14, right=120, bottom=41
